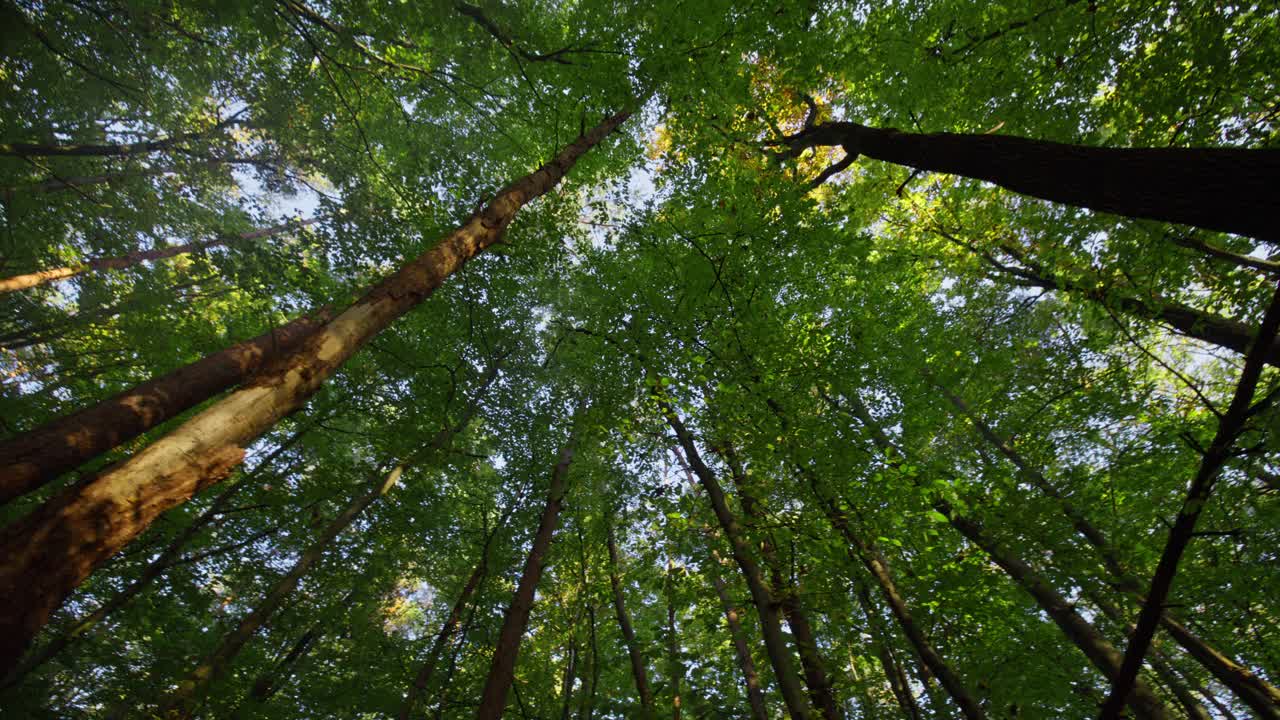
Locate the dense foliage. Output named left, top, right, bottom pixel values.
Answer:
left=1, top=1, right=1278, bottom=719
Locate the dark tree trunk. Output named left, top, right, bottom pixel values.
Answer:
left=400, top=554, right=489, bottom=720
left=944, top=510, right=1174, bottom=720
left=607, top=521, right=658, bottom=720
left=245, top=626, right=318, bottom=704
left=0, top=310, right=328, bottom=505
left=785, top=120, right=1280, bottom=241
left=853, top=580, right=923, bottom=720
left=941, top=386, right=1280, bottom=718
left=580, top=602, right=599, bottom=720
left=560, top=634, right=579, bottom=720
left=1101, top=286, right=1280, bottom=718
left=576, top=524, right=599, bottom=720
left=659, top=401, right=813, bottom=720
left=716, top=444, right=843, bottom=720
left=235, top=588, right=359, bottom=716
left=0, top=111, right=628, bottom=676
left=837, top=520, right=987, bottom=720
left=711, top=571, right=770, bottom=720
left=473, top=423, right=579, bottom=720
left=665, top=560, right=683, bottom=720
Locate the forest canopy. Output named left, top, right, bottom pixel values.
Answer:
left=0, top=1, right=1278, bottom=719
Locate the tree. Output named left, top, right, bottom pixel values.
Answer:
left=2, top=2, right=1278, bottom=719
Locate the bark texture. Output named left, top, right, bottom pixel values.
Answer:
left=0, top=310, right=328, bottom=505
left=473, top=424, right=578, bottom=720
left=784, top=120, right=1280, bottom=241
left=0, top=110, right=628, bottom=675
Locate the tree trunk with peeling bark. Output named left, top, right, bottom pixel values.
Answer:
left=473, top=424, right=578, bottom=720
left=0, top=310, right=329, bottom=506
left=0, top=110, right=628, bottom=675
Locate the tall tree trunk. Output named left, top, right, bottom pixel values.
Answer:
left=437, top=595, right=482, bottom=720
left=853, top=580, right=923, bottom=720
left=153, top=463, right=405, bottom=718
left=0, top=218, right=320, bottom=294
left=1101, top=285, right=1280, bottom=719
left=233, top=587, right=358, bottom=717
left=577, top=524, right=600, bottom=720
left=940, top=386, right=1280, bottom=717
left=715, top=444, right=843, bottom=720
left=560, top=633, right=579, bottom=720
left=0, top=110, right=629, bottom=675
left=607, top=520, right=658, bottom=720
left=780, top=120, right=1280, bottom=241
left=1149, top=650, right=1213, bottom=720
left=243, top=626, right=319, bottom=705
left=826, top=389, right=1175, bottom=719
left=665, top=559, right=683, bottom=720
left=943, top=510, right=1175, bottom=720
left=757, top=393, right=983, bottom=720
left=400, top=550, right=490, bottom=720
left=0, top=427, right=309, bottom=688
left=579, top=601, right=599, bottom=720
left=402, top=468, right=511, bottom=720
left=0, top=310, right=328, bottom=506
left=658, top=400, right=813, bottom=720
left=711, top=570, right=770, bottom=720
left=473, top=419, right=579, bottom=720
left=834, top=515, right=987, bottom=720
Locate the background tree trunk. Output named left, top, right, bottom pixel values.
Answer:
left=473, top=420, right=579, bottom=720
